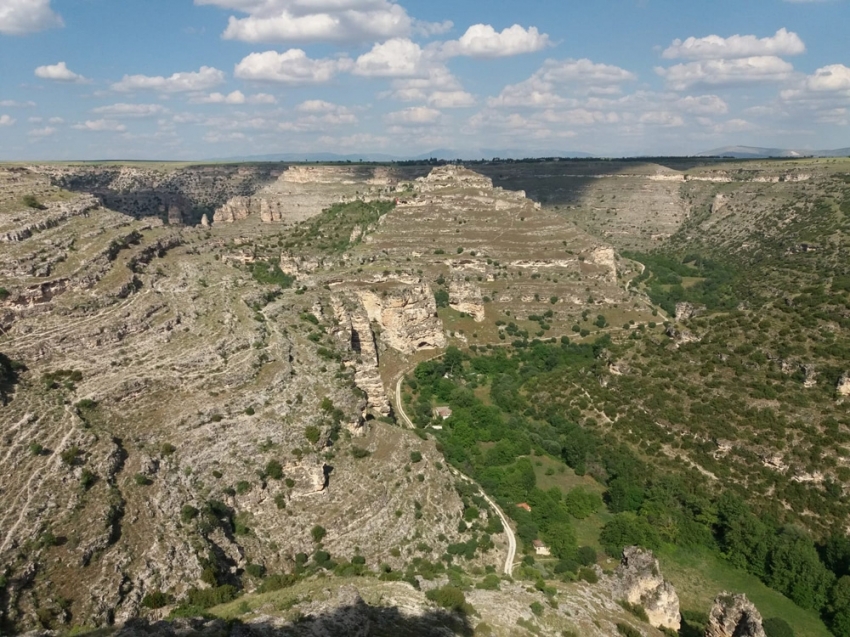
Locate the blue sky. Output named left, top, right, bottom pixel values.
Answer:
left=0, top=0, right=848, bottom=159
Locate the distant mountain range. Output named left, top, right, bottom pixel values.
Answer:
left=216, top=148, right=596, bottom=163
left=215, top=146, right=849, bottom=163
left=697, top=145, right=850, bottom=159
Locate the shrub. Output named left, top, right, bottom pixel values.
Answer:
left=578, top=567, right=598, bottom=583
left=616, top=624, right=641, bottom=637
left=80, top=469, right=96, bottom=490
left=22, top=194, right=44, bottom=209
left=304, top=426, right=321, bottom=445
left=134, top=474, right=152, bottom=486
left=274, top=493, right=287, bottom=509
left=763, top=617, right=795, bottom=637
left=29, top=443, right=44, bottom=456
left=351, top=446, right=371, bottom=459
left=244, top=407, right=255, bottom=416
left=410, top=451, right=423, bottom=463
left=476, top=573, right=501, bottom=590
left=257, top=573, right=298, bottom=593
left=311, top=525, right=327, bottom=543
left=265, top=460, right=283, bottom=480
left=245, top=563, right=266, bottom=578
left=530, top=601, right=544, bottom=616
left=185, top=585, right=237, bottom=609
left=181, top=505, right=199, bottom=523
left=426, top=585, right=467, bottom=612
left=576, top=546, right=597, bottom=566
left=236, top=481, right=252, bottom=495
left=161, top=443, right=176, bottom=456
left=142, top=590, right=170, bottom=609
left=620, top=601, right=649, bottom=622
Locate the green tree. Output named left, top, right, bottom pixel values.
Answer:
left=600, top=513, right=660, bottom=556
left=767, top=527, right=834, bottom=611
left=564, top=487, right=603, bottom=519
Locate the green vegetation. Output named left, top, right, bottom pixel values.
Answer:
left=283, top=200, right=395, bottom=254
left=251, top=260, right=294, bottom=289
left=625, top=252, right=742, bottom=315
left=22, top=194, right=45, bottom=209
left=410, top=337, right=838, bottom=633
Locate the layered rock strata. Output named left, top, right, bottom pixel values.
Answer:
left=614, top=546, right=681, bottom=631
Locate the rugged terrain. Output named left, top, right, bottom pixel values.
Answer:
left=1, top=157, right=849, bottom=636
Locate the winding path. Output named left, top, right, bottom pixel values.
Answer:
left=394, top=373, right=516, bottom=576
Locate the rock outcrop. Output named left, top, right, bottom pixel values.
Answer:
left=0, top=195, right=99, bottom=243
left=666, top=324, right=701, bottom=346
left=448, top=278, right=485, bottom=322
left=705, top=593, right=766, bottom=637
left=356, top=283, right=446, bottom=354
left=837, top=372, right=850, bottom=397
left=331, top=296, right=391, bottom=417
left=614, top=546, right=681, bottom=632
left=213, top=196, right=288, bottom=224
left=675, top=302, right=705, bottom=322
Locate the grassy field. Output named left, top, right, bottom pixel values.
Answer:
left=659, top=546, right=832, bottom=637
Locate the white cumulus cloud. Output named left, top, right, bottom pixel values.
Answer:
left=662, top=28, right=805, bottom=60
left=0, top=114, right=15, bottom=126
left=92, top=103, right=167, bottom=117
left=675, top=94, right=729, bottom=115
left=72, top=119, right=127, bottom=132
left=354, top=38, right=427, bottom=77
left=235, top=50, right=352, bottom=84
left=35, top=61, right=88, bottom=83
left=657, top=56, right=795, bottom=90
left=194, top=0, right=428, bottom=44
left=489, top=58, right=635, bottom=109
left=442, top=24, right=550, bottom=58
left=0, top=0, right=63, bottom=35
left=0, top=100, right=36, bottom=107
left=385, top=106, right=441, bottom=124
left=112, top=66, right=226, bottom=93
left=805, top=64, right=850, bottom=92
left=29, top=126, right=56, bottom=137
left=195, top=91, right=277, bottom=104
left=428, top=91, right=475, bottom=108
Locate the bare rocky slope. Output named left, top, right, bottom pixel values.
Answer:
left=1, top=158, right=839, bottom=636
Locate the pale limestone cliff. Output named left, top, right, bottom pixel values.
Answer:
left=448, top=278, right=485, bottom=322
left=330, top=296, right=391, bottom=418
left=356, top=283, right=446, bottom=354
left=675, top=302, right=706, bottom=322
left=213, top=196, right=288, bottom=224
left=587, top=246, right=618, bottom=283
left=838, top=372, right=850, bottom=397
left=705, top=593, right=766, bottom=637
left=614, top=546, right=681, bottom=632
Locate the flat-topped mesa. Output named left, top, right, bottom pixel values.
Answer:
left=280, top=164, right=400, bottom=186
left=417, top=165, right=495, bottom=191
left=614, top=546, right=681, bottom=632
left=705, top=593, right=766, bottom=637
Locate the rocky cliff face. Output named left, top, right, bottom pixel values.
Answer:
left=837, top=372, right=850, bottom=397
left=448, top=278, right=485, bottom=322
left=355, top=283, right=446, bottom=354
left=705, top=593, right=766, bottom=637
left=213, top=196, right=288, bottom=224
left=613, top=546, right=681, bottom=631
left=330, top=295, right=391, bottom=418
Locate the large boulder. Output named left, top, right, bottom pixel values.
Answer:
left=705, top=593, right=766, bottom=637
left=614, top=546, right=681, bottom=631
